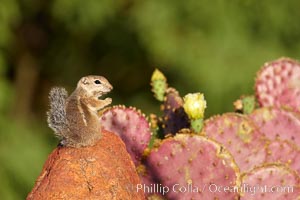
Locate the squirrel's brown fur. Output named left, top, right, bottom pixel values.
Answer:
left=47, top=76, right=113, bottom=147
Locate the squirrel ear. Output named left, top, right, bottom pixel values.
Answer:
left=80, top=77, right=89, bottom=85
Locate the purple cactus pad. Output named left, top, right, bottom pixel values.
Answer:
left=101, top=106, right=151, bottom=165
left=241, top=164, right=300, bottom=199
left=146, top=134, right=240, bottom=199
left=255, top=57, right=300, bottom=112
left=204, top=113, right=267, bottom=172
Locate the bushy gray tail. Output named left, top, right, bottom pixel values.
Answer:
left=47, top=87, right=68, bottom=138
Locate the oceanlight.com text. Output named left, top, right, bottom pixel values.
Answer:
left=136, top=183, right=294, bottom=196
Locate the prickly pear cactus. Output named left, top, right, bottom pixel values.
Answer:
left=266, top=139, right=300, bottom=175
left=100, top=106, right=151, bottom=165
left=102, top=64, right=300, bottom=199
left=240, top=163, right=300, bottom=199
left=255, top=57, right=300, bottom=112
left=145, top=133, right=241, bottom=199
left=249, top=107, right=300, bottom=147
left=233, top=95, right=256, bottom=114
left=183, top=92, right=207, bottom=133
left=151, top=69, right=168, bottom=101
left=204, top=113, right=267, bottom=172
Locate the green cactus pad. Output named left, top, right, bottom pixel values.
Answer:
left=151, top=69, right=168, bottom=101
left=242, top=96, right=256, bottom=114
left=234, top=95, right=256, bottom=114
left=190, top=118, right=203, bottom=133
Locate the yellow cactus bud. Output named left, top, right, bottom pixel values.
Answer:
left=183, top=93, right=207, bottom=120
left=151, top=68, right=166, bottom=82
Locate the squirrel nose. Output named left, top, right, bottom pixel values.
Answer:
left=108, top=83, right=113, bottom=90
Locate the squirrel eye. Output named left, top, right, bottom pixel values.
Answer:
left=94, top=80, right=101, bottom=85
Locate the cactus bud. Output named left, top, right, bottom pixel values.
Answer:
left=151, top=69, right=168, bottom=101
left=183, top=93, right=207, bottom=120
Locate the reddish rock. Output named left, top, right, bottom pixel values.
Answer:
left=27, top=130, right=145, bottom=200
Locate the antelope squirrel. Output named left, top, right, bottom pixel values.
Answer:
left=47, top=75, right=113, bottom=147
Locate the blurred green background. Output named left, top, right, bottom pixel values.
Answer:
left=1, top=0, right=300, bottom=199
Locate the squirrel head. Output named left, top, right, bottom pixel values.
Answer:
left=77, top=75, right=113, bottom=98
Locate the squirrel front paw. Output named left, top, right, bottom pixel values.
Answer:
left=104, top=97, right=112, bottom=105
